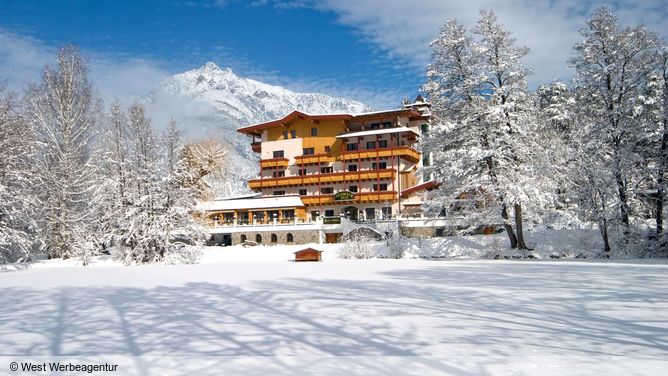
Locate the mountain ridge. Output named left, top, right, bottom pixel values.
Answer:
left=147, top=62, right=374, bottom=197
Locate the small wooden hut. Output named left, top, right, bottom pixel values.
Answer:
left=294, top=248, right=323, bottom=262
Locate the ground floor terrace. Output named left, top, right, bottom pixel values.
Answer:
left=204, top=216, right=462, bottom=246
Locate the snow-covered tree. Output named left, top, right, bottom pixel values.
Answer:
left=25, top=46, right=100, bottom=261
left=629, top=43, right=668, bottom=256
left=423, top=11, right=552, bottom=251
left=110, top=103, right=204, bottom=265
left=653, top=45, right=668, bottom=245
left=90, top=101, right=131, bottom=254
left=570, top=7, right=660, bottom=250
left=0, top=85, right=38, bottom=263
left=181, top=137, right=231, bottom=200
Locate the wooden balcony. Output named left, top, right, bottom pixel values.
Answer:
left=260, top=158, right=289, bottom=169
left=300, top=191, right=398, bottom=206
left=294, top=153, right=336, bottom=165
left=248, top=169, right=396, bottom=189
left=340, top=146, right=420, bottom=163
left=251, top=141, right=261, bottom=153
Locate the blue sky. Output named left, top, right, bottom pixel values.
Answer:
left=1, top=0, right=666, bottom=108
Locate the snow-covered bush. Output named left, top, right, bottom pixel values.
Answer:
left=387, top=234, right=409, bottom=259
left=337, top=234, right=376, bottom=259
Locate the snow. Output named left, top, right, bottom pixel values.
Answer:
left=198, top=195, right=304, bottom=211
left=1, top=236, right=667, bottom=375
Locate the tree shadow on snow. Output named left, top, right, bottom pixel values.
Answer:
left=0, top=262, right=666, bottom=374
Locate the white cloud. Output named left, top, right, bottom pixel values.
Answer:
left=306, top=0, right=668, bottom=87
left=0, top=28, right=171, bottom=105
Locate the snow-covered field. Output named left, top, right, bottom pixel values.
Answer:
left=1, top=243, right=667, bottom=375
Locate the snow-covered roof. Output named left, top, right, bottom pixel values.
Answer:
left=220, top=192, right=262, bottom=200
left=199, top=195, right=304, bottom=212
left=336, top=127, right=420, bottom=139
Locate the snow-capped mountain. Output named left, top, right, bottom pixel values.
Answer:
left=161, top=62, right=370, bottom=123
left=146, top=62, right=372, bottom=197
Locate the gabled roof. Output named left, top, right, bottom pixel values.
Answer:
left=237, top=110, right=352, bottom=136
left=400, top=180, right=440, bottom=198
left=351, top=108, right=422, bottom=121
left=236, top=108, right=425, bottom=136
left=336, top=126, right=419, bottom=139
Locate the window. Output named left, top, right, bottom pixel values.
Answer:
left=366, top=141, right=376, bottom=149
left=272, top=190, right=285, bottom=196
left=303, top=147, right=315, bottom=155
left=298, top=168, right=307, bottom=176
left=283, top=209, right=294, bottom=219
left=290, top=130, right=297, bottom=139
left=365, top=208, right=376, bottom=220
left=299, top=189, right=307, bottom=196
left=382, top=207, right=392, bottom=219
left=349, top=185, right=358, bottom=192
left=370, top=123, right=380, bottom=129
left=382, top=121, right=392, bottom=128
left=324, top=146, right=331, bottom=152
left=347, top=164, right=357, bottom=172
left=273, top=150, right=284, bottom=158
left=320, top=166, right=333, bottom=174
left=321, top=187, right=334, bottom=194
left=283, top=131, right=288, bottom=139
left=256, top=234, right=262, bottom=243
left=311, top=127, right=318, bottom=136
left=240, top=234, right=247, bottom=243
left=373, top=183, right=388, bottom=191
left=325, top=209, right=335, bottom=217
left=253, top=212, right=264, bottom=222
left=378, top=139, right=388, bottom=148
left=346, top=143, right=358, bottom=151
left=271, top=233, right=278, bottom=243
left=372, top=161, right=387, bottom=170
left=287, top=233, right=294, bottom=243
left=237, top=212, right=249, bottom=224
left=272, top=171, right=285, bottom=178
left=422, top=156, right=431, bottom=167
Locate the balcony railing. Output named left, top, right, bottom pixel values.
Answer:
left=340, top=146, right=420, bottom=163
left=294, top=153, right=336, bottom=165
left=260, top=157, right=289, bottom=169
left=300, top=191, right=398, bottom=206
left=249, top=169, right=396, bottom=189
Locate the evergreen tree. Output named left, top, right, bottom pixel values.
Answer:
left=424, top=11, right=552, bottom=251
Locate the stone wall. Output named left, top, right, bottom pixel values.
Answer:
left=400, top=226, right=457, bottom=238
left=231, top=230, right=320, bottom=245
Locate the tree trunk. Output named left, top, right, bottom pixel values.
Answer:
left=612, top=150, right=630, bottom=228
left=657, top=117, right=668, bottom=235
left=600, top=218, right=611, bottom=256
left=501, top=203, right=517, bottom=249
left=514, top=203, right=528, bottom=254
left=657, top=183, right=664, bottom=236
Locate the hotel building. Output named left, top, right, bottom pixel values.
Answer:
left=201, top=97, right=439, bottom=245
